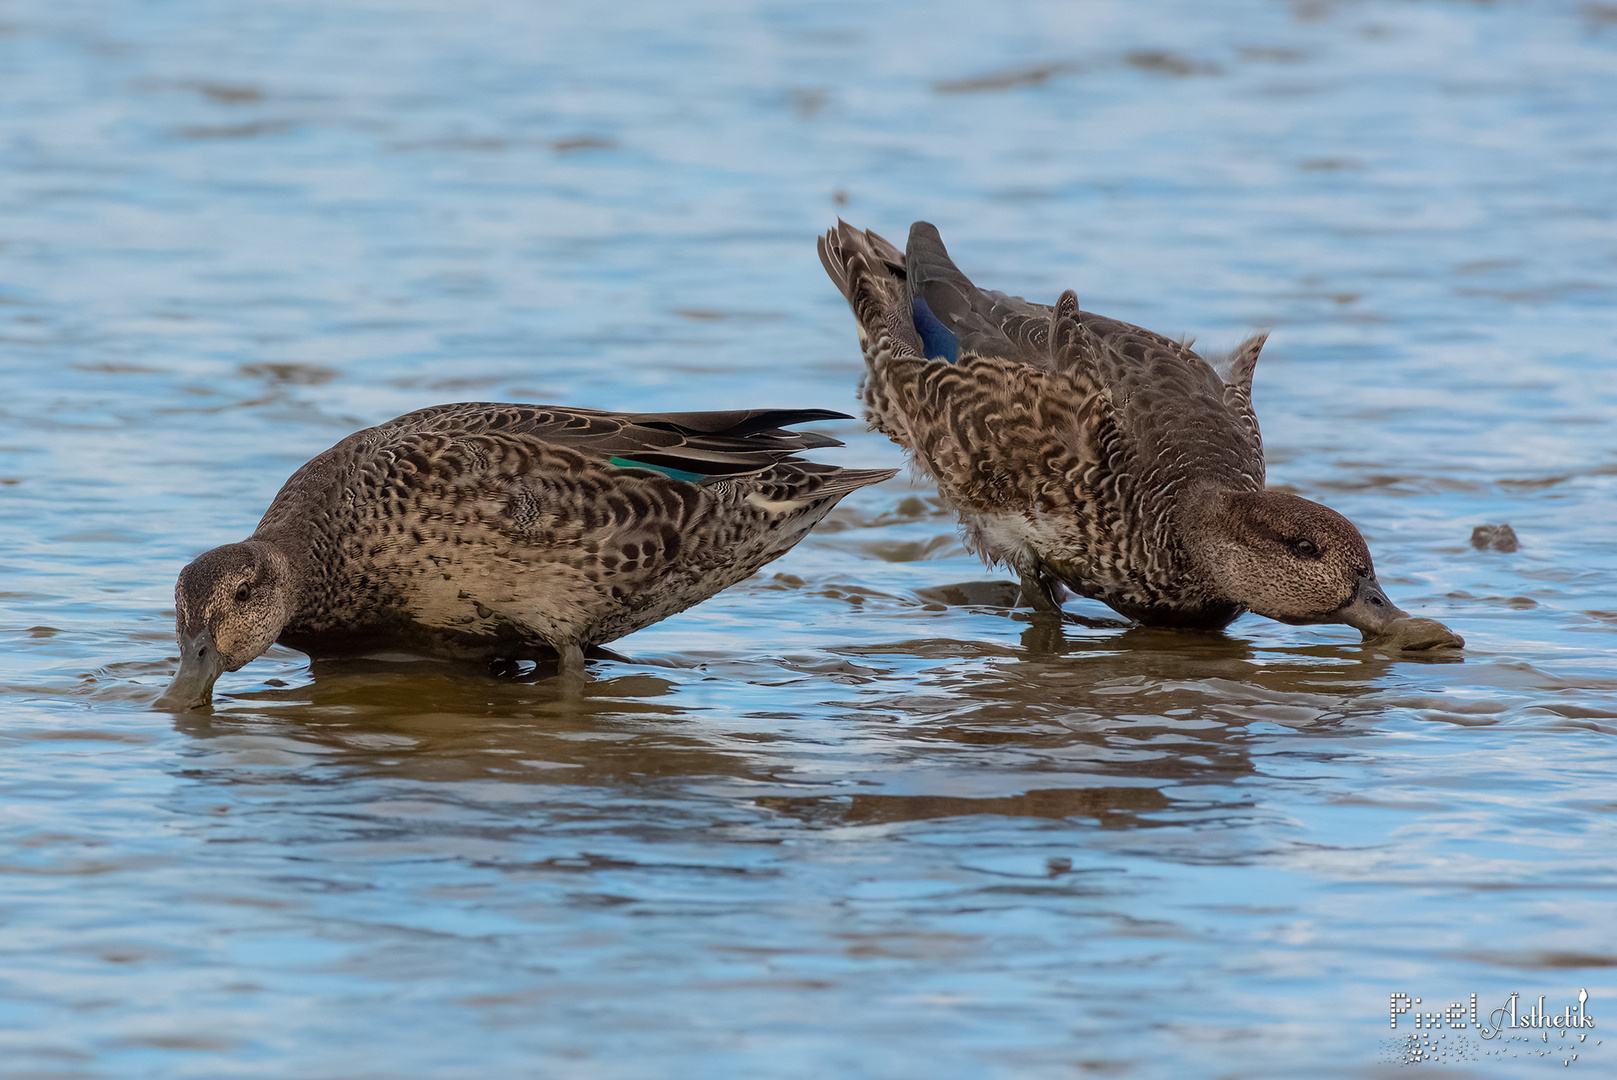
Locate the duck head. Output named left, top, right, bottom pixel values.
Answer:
left=1185, top=490, right=1463, bottom=650
left=156, top=541, right=295, bottom=709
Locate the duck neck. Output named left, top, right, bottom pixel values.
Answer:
left=1172, top=485, right=1257, bottom=607
left=245, top=529, right=320, bottom=625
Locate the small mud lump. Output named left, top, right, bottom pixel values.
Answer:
left=1470, top=524, right=1519, bottom=552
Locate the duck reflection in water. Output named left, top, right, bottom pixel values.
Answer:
left=159, top=578, right=1453, bottom=840
left=820, top=221, right=1463, bottom=652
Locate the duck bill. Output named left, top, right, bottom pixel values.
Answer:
left=155, top=630, right=227, bottom=710
left=1333, top=573, right=1465, bottom=650
left=1333, top=572, right=1409, bottom=639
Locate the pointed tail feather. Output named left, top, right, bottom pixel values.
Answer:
left=818, top=223, right=925, bottom=364
left=809, top=467, right=899, bottom=501
left=1223, top=332, right=1268, bottom=394
left=1221, top=332, right=1269, bottom=470
left=818, top=220, right=904, bottom=302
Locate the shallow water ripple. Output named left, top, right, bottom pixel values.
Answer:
left=3, top=0, right=1617, bottom=1077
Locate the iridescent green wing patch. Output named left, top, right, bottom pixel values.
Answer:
left=608, top=456, right=707, bottom=484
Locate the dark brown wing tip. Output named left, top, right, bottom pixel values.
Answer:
left=794, top=431, right=845, bottom=450
left=630, top=408, right=852, bottom=437
left=778, top=407, right=853, bottom=425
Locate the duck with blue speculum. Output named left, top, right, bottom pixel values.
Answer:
left=818, top=220, right=1462, bottom=651
left=157, top=402, right=896, bottom=709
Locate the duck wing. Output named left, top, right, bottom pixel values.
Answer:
left=821, top=220, right=1263, bottom=490
left=898, top=223, right=1264, bottom=490
left=378, top=403, right=855, bottom=484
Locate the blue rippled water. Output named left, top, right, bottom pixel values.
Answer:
left=2, top=1, right=1616, bottom=1076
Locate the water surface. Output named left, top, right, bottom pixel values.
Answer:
left=2, top=1, right=1616, bottom=1076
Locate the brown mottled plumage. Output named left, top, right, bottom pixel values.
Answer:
left=818, top=220, right=1461, bottom=648
left=158, top=404, right=896, bottom=707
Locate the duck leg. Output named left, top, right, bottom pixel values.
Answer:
left=558, top=644, right=588, bottom=678
left=1061, top=611, right=1133, bottom=629
left=1018, top=572, right=1067, bottom=615
left=1019, top=572, right=1130, bottom=629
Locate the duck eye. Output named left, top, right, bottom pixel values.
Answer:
left=235, top=584, right=251, bottom=603
left=1291, top=539, right=1319, bottom=558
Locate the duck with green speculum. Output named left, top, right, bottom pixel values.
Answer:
left=819, top=220, right=1462, bottom=650
left=157, top=403, right=895, bottom=708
